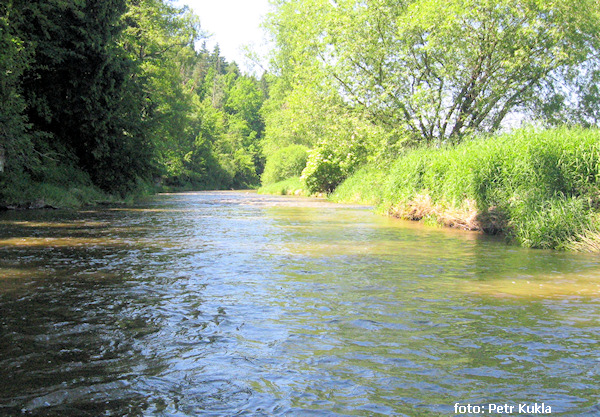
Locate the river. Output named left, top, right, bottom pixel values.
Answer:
left=0, top=191, right=599, bottom=416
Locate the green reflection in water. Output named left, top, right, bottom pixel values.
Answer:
left=256, top=205, right=600, bottom=415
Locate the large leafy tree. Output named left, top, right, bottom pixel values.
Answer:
left=262, top=0, right=388, bottom=192
left=266, top=0, right=600, bottom=145
left=332, top=0, right=600, bottom=143
left=120, top=0, right=201, bottom=186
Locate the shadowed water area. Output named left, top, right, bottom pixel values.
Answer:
left=1, top=191, right=599, bottom=416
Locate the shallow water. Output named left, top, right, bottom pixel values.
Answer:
left=0, top=191, right=599, bottom=416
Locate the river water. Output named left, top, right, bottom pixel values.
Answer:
left=0, top=191, right=599, bottom=416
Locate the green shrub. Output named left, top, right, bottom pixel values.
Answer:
left=257, top=176, right=309, bottom=196
left=302, top=142, right=367, bottom=194
left=301, top=147, right=345, bottom=194
left=261, top=145, right=309, bottom=185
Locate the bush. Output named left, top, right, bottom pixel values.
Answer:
left=261, top=145, right=309, bottom=185
left=302, top=141, right=368, bottom=194
left=301, top=147, right=344, bottom=194
left=257, top=176, right=309, bottom=196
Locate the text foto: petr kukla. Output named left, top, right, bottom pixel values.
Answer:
left=454, top=402, right=552, bottom=414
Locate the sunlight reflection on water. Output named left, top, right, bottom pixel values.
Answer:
left=1, top=191, right=600, bottom=416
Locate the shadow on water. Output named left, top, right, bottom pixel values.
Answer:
left=0, top=201, right=258, bottom=416
left=0, top=275, right=158, bottom=416
left=0, top=192, right=600, bottom=416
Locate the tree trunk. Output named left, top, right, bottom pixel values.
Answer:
left=0, top=146, right=5, bottom=173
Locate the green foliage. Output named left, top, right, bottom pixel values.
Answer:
left=263, top=0, right=600, bottom=197
left=120, top=0, right=201, bottom=191
left=265, top=0, right=600, bottom=150
left=261, top=145, right=308, bottom=185
left=0, top=0, right=142, bottom=197
left=0, top=156, right=109, bottom=208
left=1, top=0, right=268, bottom=203
left=0, top=0, right=34, bottom=175
left=1, top=0, right=160, bottom=196
left=300, top=114, right=376, bottom=193
left=258, top=176, right=309, bottom=196
left=226, top=76, right=265, bottom=135
left=335, top=127, right=600, bottom=249
left=508, top=193, right=592, bottom=250
left=157, top=45, right=266, bottom=190
left=302, top=147, right=346, bottom=194
left=330, top=164, right=386, bottom=205
left=260, top=74, right=330, bottom=156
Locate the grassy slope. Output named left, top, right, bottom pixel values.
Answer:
left=332, top=127, right=600, bottom=251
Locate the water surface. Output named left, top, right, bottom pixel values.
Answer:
left=1, top=191, right=599, bottom=416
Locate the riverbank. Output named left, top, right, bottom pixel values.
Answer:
left=0, top=168, right=153, bottom=210
left=260, top=127, right=600, bottom=251
left=333, top=127, right=600, bottom=251
left=257, top=177, right=311, bottom=197
left=0, top=159, right=262, bottom=211
left=0, top=184, right=115, bottom=210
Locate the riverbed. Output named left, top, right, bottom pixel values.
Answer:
left=1, top=191, right=599, bottom=416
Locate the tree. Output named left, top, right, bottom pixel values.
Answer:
left=0, top=0, right=33, bottom=177
left=120, top=0, right=201, bottom=187
left=266, top=0, right=600, bottom=145
left=4, top=0, right=163, bottom=195
left=260, top=0, right=388, bottom=192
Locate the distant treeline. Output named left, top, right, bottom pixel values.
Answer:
left=1, top=0, right=267, bottom=204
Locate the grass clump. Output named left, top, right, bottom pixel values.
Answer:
left=0, top=160, right=151, bottom=209
left=257, top=177, right=310, bottom=196
left=330, top=164, right=386, bottom=205
left=334, top=127, right=600, bottom=250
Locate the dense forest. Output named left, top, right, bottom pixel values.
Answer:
left=1, top=0, right=267, bottom=205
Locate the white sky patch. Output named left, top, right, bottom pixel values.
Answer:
left=174, top=0, right=271, bottom=74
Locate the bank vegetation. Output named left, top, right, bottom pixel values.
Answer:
left=258, top=0, right=600, bottom=251
left=1, top=0, right=267, bottom=208
left=330, top=127, right=600, bottom=251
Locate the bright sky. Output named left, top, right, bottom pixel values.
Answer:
left=175, top=0, right=272, bottom=74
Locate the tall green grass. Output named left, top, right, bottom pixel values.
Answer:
left=329, top=164, right=386, bottom=205
left=333, top=127, right=600, bottom=250
left=257, top=177, right=310, bottom=196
